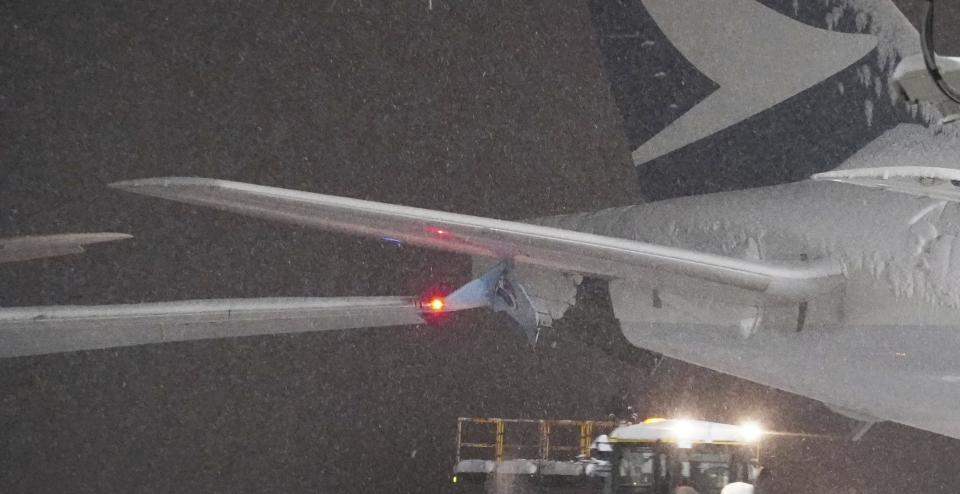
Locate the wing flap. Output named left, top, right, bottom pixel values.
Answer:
left=111, top=177, right=844, bottom=304
left=812, top=166, right=960, bottom=202
left=0, top=297, right=424, bottom=358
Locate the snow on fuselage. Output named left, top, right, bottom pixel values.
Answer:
left=531, top=180, right=960, bottom=439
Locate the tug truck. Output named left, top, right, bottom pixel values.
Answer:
left=451, top=417, right=763, bottom=494
left=605, top=419, right=762, bottom=494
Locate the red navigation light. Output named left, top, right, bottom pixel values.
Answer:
left=420, top=283, right=452, bottom=326
left=428, top=297, right=445, bottom=312
left=427, top=226, right=448, bottom=236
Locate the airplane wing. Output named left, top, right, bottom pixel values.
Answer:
left=111, top=177, right=844, bottom=305
left=0, top=177, right=844, bottom=358
left=0, top=233, right=132, bottom=264
left=0, top=297, right=425, bottom=358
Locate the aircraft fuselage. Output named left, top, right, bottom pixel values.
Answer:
left=536, top=180, right=960, bottom=438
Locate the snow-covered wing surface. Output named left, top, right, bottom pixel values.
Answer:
left=111, top=178, right=844, bottom=303
left=0, top=297, right=424, bottom=358
left=0, top=233, right=132, bottom=264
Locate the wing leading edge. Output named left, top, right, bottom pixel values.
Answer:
left=111, top=177, right=844, bottom=304
left=0, top=297, right=425, bottom=358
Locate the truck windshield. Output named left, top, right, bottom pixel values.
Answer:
left=674, top=447, right=736, bottom=494
left=617, top=446, right=656, bottom=493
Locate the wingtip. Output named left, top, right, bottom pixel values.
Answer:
left=107, top=179, right=138, bottom=190
left=1, top=232, right=130, bottom=249
left=108, top=177, right=174, bottom=191
left=109, top=176, right=225, bottom=192
left=80, top=232, right=134, bottom=244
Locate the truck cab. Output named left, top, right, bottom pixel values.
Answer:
left=606, top=419, right=761, bottom=494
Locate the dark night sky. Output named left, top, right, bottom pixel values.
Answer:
left=3, top=0, right=960, bottom=492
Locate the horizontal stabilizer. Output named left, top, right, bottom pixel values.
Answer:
left=112, top=178, right=844, bottom=303
left=0, top=297, right=425, bottom=358
left=0, top=233, right=132, bottom=264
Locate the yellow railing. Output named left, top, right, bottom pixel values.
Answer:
left=455, top=417, right=617, bottom=463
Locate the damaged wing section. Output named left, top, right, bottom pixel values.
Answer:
left=0, top=297, right=425, bottom=358
left=0, top=233, right=132, bottom=264
left=111, top=177, right=845, bottom=305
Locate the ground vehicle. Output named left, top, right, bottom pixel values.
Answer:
left=451, top=417, right=762, bottom=494
left=606, top=419, right=761, bottom=494
left=451, top=417, right=618, bottom=493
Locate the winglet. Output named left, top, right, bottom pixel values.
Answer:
left=424, top=262, right=549, bottom=344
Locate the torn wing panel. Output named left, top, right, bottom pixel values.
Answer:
left=111, top=178, right=845, bottom=305
left=0, top=297, right=425, bottom=358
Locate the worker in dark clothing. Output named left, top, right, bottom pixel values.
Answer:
left=753, top=466, right=772, bottom=494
